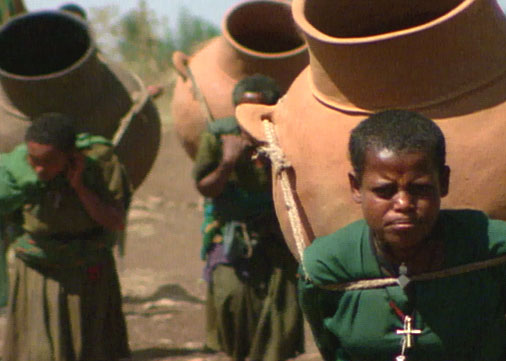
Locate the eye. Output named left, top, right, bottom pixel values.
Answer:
left=408, top=184, right=436, bottom=197
left=372, top=185, right=396, bottom=199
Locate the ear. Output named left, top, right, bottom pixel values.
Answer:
left=348, top=172, right=362, bottom=204
left=439, top=165, right=450, bottom=197
left=235, top=103, right=276, bottom=144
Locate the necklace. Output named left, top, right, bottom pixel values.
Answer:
left=386, top=263, right=422, bottom=361
left=389, top=273, right=422, bottom=361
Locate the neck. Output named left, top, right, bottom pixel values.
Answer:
left=373, top=234, right=444, bottom=275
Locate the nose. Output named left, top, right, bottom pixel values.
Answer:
left=393, top=191, right=414, bottom=212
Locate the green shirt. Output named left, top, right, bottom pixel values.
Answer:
left=193, top=117, right=278, bottom=260
left=0, top=133, right=131, bottom=268
left=299, top=210, right=506, bottom=361
left=193, top=116, right=273, bottom=222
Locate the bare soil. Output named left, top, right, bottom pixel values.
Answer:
left=120, top=126, right=321, bottom=361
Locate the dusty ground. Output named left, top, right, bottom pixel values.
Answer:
left=0, top=99, right=321, bottom=360
left=119, top=125, right=321, bottom=361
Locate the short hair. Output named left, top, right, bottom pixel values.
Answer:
left=232, top=74, right=281, bottom=106
left=349, top=110, right=446, bottom=182
left=59, top=3, right=87, bottom=20
left=26, top=113, right=77, bottom=153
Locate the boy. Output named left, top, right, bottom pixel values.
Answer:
left=299, top=110, right=506, bottom=361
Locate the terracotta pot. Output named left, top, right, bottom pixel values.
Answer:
left=171, top=0, right=308, bottom=159
left=0, top=11, right=161, bottom=189
left=237, top=0, right=506, bottom=260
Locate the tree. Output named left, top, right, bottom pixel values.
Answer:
left=89, top=1, right=219, bottom=81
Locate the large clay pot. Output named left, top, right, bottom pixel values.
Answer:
left=237, top=0, right=506, bottom=260
left=171, top=0, right=308, bottom=159
left=0, top=11, right=161, bottom=189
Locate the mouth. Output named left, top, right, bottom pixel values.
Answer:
left=387, top=219, right=418, bottom=230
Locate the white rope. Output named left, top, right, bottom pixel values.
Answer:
left=257, top=118, right=309, bottom=277
left=255, top=119, right=506, bottom=291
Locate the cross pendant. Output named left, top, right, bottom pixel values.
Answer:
left=396, top=315, right=422, bottom=349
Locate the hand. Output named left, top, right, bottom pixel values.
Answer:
left=66, top=151, right=86, bottom=189
left=221, top=134, right=251, bottom=166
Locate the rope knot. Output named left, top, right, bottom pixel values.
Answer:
left=256, top=144, right=292, bottom=175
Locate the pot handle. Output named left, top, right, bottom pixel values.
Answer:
left=172, top=51, right=190, bottom=80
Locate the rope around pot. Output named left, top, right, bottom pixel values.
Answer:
left=257, top=117, right=309, bottom=277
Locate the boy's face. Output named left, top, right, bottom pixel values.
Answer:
left=27, top=141, right=70, bottom=182
left=349, top=149, right=450, bottom=250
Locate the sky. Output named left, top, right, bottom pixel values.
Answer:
left=24, top=0, right=239, bottom=27
left=24, top=0, right=506, bottom=28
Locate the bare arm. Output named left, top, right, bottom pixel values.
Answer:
left=67, top=152, right=126, bottom=231
left=196, top=134, right=250, bottom=198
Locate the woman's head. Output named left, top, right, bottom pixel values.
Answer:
left=25, top=113, right=77, bottom=181
left=348, top=110, right=450, bottom=250
left=232, top=74, right=281, bottom=106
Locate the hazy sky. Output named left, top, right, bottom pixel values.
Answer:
left=25, top=0, right=506, bottom=28
left=25, top=0, right=239, bottom=27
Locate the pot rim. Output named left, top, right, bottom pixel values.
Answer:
left=222, top=0, right=308, bottom=60
left=292, top=0, right=475, bottom=44
left=0, top=10, right=96, bottom=81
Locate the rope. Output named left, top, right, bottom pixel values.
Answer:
left=182, top=62, right=214, bottom=123
left=255, top=118, right=506, bottom=290
left=112, top=69, right=150, bottom=148
left=319, top=254, right=506, bottom=291
left=257, top=118, right=309, bottom=276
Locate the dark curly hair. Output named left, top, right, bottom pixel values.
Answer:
left=26, top=113, right=77, bottom=153
left=349, top=110, right=446, bottom=183
left=232, top=74, right=281, bottom=106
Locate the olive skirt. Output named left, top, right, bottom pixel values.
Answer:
left=2, top=252, right=130, bottom=361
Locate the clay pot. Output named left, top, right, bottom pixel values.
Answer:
left=171, top=0, right=308, bottom=159
left=237, top=0, right=506, bottom=260
left=0, top=11, right=161, bottom=189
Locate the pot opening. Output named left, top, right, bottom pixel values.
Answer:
left=0, top=11, right=90, bottom=76
left=304, top=0, right=465, bottom=38
left=225, top=1, right=305, bottom=54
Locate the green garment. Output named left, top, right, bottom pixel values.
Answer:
left=194, top=117, right=305, bottom=360
left=194, top=116, right=273, bottom=258
left=206, top=241, right=305, bottom=361
left=0, top=133, right=130, bottom=268
left=299, top=210, right=506, bottom=361
left=0, top=133, right=131, bottom=360
left=0, top=0, right=18, bottom=24
left=3, top=253, right=130, bottom=361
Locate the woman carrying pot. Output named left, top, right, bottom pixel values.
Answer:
left=193, top=74, right=304, bottom=361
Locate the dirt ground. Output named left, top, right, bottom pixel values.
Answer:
left=120, top=124, right=321, bottom=361
left=0, top=101, right=321, bottom=360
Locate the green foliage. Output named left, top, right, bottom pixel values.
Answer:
left=173, top=7, right=220, bottom=54
left=89, top=0, right=219, bottom=81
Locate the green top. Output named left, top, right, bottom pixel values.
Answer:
left=193, top=116, right=273, bottom=222
left=299, top=210, right=506, bottom=361
left=193, top=117, right=277, bottom=259
left=0, top=133, right=130, bottom=268
left=0, top=0, right=21, bottom=25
